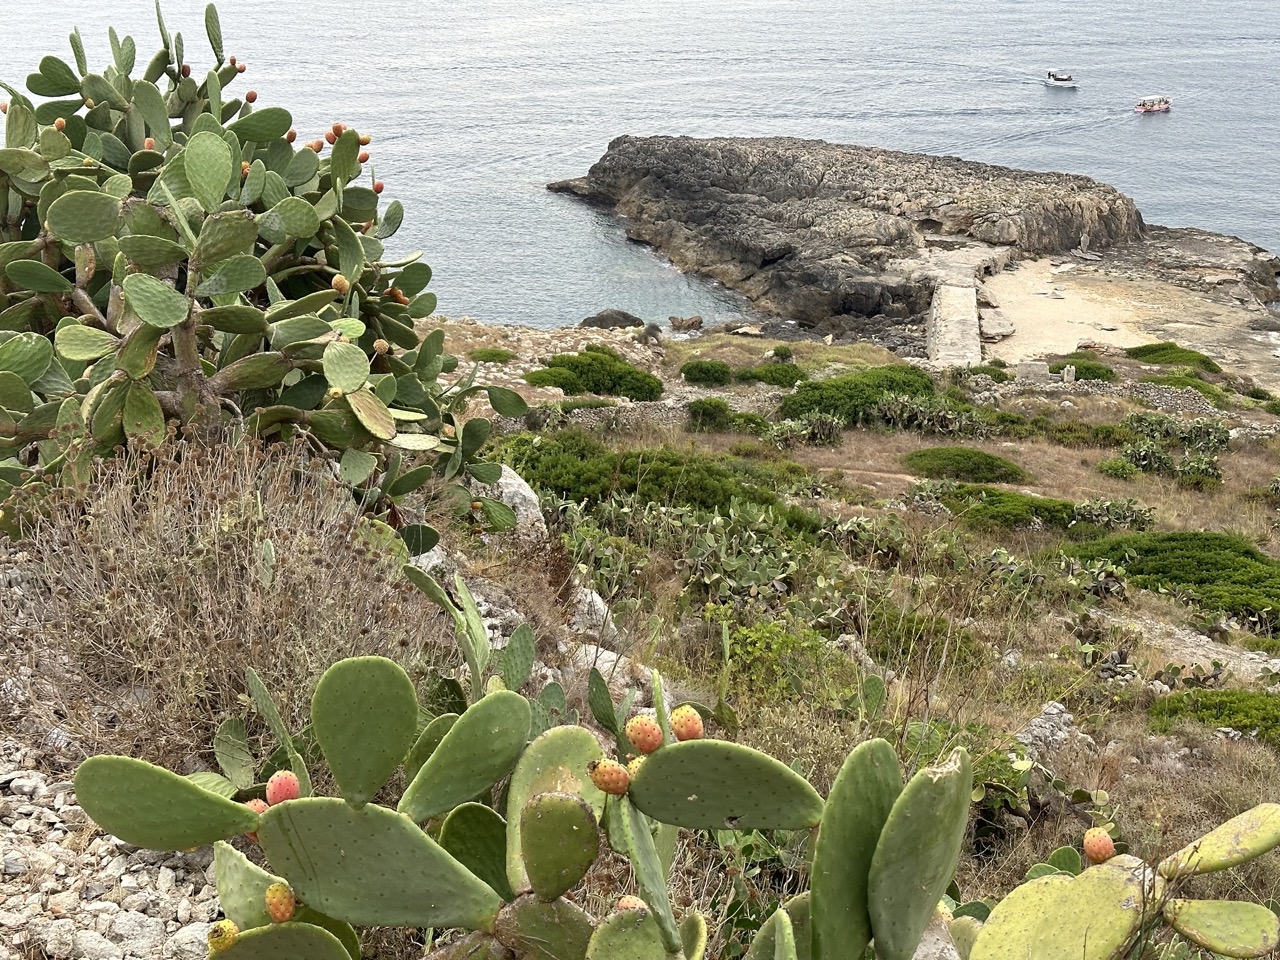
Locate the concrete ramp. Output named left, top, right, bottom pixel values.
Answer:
left=926, top=284, right=983, bottom=366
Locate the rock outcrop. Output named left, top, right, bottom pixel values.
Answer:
left=550, top=135, right=1144, bottom=344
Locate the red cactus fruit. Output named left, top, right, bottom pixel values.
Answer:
left=309, top=140, right=323, bottom=153
left=143, top=137, right=155, bottom=150
left=625, top=715, right=664, bottom=755
left=240, top=161, right=251, bottom=179
left=332, top=122, right=345, bottom=136
left=627, top=756, right=645, bottom=778
left=264, top=883, right=296, bottom=923
left=358, top=133, right=371, bottom=146
left=54, top=118, right=66, bottom=132
left=358, top=151, right=370, bottom=163
left=0, top=102, right=8, bottom=115
left=181, top=64, right=191, bottom=78
left=285, top=129, right=296, bottom=143
left=587, top=759, right=631, bottom=796
left=228, top=55, right=237, bottom=66
left=373, top=180, right=385, bottom=194
left=1083, top=827, right=1115, bottom=864
left=332, top=274, right=351, bottom=295
left=242, top=798, right=268, bottom=842
left=236, top=62, right=246, bottom=73
left=616, top=896, right=647, bottom=912
left=325, top=130, right=336, bottom=145
left=245, top=90, right=258, bottom=104
left=670, top=705, right=705, bottom=741
left=265, top=770, right=300, bottom=806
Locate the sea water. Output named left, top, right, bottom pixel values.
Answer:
left=6, top=0, right=1277, bottom=328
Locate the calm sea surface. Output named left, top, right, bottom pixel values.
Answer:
left=6, top=1, right=1277, bottom=327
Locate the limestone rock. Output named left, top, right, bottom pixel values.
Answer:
left=470, top=467, right=548, bottom=544
left=579, top=308, right=644, bottom=330
left=979, top=308, right=1015, bottom=341
left=1015, top=361, right=1051, bottom=383
left=669, top=314, right=704, bottom=332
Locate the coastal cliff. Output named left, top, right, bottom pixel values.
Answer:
left=549, top=135, right=1145, bottom=342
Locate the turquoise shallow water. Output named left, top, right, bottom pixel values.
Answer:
left=6, top=1, right=1277, bottom=327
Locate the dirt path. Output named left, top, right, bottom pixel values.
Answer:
left=1114, top=613, right=1280, bottom=683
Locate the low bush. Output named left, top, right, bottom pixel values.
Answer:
left=1097, top=457, right=1139, bottom=479
left=1040, top=420, right=1137, bottom=449
left=1069, top=531, right=1280, bottom=632
left=967, top=364, right=1013, bottom=383
left=931, top=484, right=1080, bottom=532
left=771, top=345, right=794, bottom=362
left=1244, top=385, right=1274, bottom=401
left=780, top=365, right=936, bottom=424
left=1049, top=359, right=1116, bottom=382
left=1150, top=690, right=1280, bottom=748
left=526, top=345, right=664, bottom=401
left=1265, top=400, right=1280, bottom=417
left=1125, top=341, right=1223, bottom=373
left=862, top=599, right=986, bottom=672
left=468, top=347, right=518, bottom=364
left=736, top=362, right=808, bottom=387
left=903, top=447, right=1029, bottom=484
left=681, top=359, right=733, bottom=387
left=686, top=398, right=735, bottom=432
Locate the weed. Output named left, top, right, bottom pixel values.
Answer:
left=1125, top=342, right=1223, bottom=374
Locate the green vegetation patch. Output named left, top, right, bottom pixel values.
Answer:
left=937, top=484, right=1079, bottom=532
left=968, top=364, right=1012, bottom=383
left=1125, top=341, right=1223, bottom=374
left=524, top=345, right=663, bottom=401
left=467, top=347, right=517, bottom=364
left=736, top=362, right=808, bottom=387
left=680, top=359, right=733, bottom=387
left=1150, top=690, right=1280, bottom=749
left=1049, top=359, right=1116, bottom=382
left=779, top=364, right=936, bottom=424
left=1069, top=531, right=1280, bottom=632
left=903, top=447, right=1029, bottom=484
left=1140, top=374, right=1232, bottom=409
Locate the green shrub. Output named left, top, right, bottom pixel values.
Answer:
left=903, top=447, right=1029, bottom=484
left=560, top=397, right=616, bottom=413
left=686, top=398, right=734, bottom=432
left=681, top=360, right=733, bottom=387
left=524, top=367, right=583, bottom=392
left=737, top=363, right=808, bottom=387
left=1150, top=690, right=1280, bottom=748
left=1245, top=386, right=1274, bottom=401
left=771, top=345, right=794, bottom=362
left=986, top=357, right=1009, bottom=369
left=1265, top=400, right=1280, bottom=417
left=526, top=345, right=664, bottom=401
left=1125, top=342, right=1223, bottom=373
left=936, top=485, right=1079, bottom=532
left=725, top=620, right=856, bottom=700
left=468, top=347, right=518, bottom=364
left=1141, top=375, right=1232, bottom=409
left=863, top=600, right=985, bottom=672
left=780, top=365, right=936, bottom=424
left=1069, top=531, right=1280, bottom=632
left=1049, top=360, right=1116, bottom=382
left=1097, top=457, right=1138, bottom=480
left=968, top=364, right=1012, bottom=384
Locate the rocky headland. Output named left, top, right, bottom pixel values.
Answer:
left=549, top=136, right=1280, bottom=366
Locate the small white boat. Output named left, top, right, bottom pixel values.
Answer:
left=1134, top=96, right=1171, bottom=113
left=1042, top=70, right=1078, bottom=89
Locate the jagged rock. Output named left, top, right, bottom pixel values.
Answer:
left=979, top=308, right=1014, bottom=341
left=471, top=467, right=549, bottom=544
left=551, top=135, right=1142, bottom=347
left=579, top=308, right=644, bottom=330
left=570, top=587, right=619, bottom=648
left=1016, top=702, right=1095, bottom=761
left=669, top=314, right=704, bottom=332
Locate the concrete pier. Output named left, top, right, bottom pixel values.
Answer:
left=926, top=284, right=983, bottom=367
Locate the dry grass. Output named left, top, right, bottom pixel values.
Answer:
left=2, top=438, right=452, bottom=767
left=662, top=332, right=897, bottom=375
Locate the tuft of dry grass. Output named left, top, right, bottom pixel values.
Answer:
left=2, top=438, right=452, bottom=768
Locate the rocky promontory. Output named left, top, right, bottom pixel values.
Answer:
left=549, top=135, right=1145, bottom=343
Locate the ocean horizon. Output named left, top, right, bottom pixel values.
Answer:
left=7, top=0, right=1277, bottom=328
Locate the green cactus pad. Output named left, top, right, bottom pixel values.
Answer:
left=425, top=932, right=510, bottom=960
left=45, top=190, right=122, bottom=244
left=620, top=797, right=681, bottom=953
left=811, top=738, right=901, bottom=960
left=744, top=894, right=812, bottom=960
left=54, top=325, right=119, bottom=363
left=628, top=740, right=824, bottom=831
left=584, top=909, right=665, bottom=960
left=292, top=908, right=360, bottom=960
left=867, top=747, right=971, bottom=960
left=311, top=657, right=418, bottom=808
left=773, top=908, right=798, bottom=960
left=74, top=756, right=259, bottom=850
left=322, top=341, right=371, bottom=395
left=520, top=792, right=599, bottom=902
left=681, top=911, right=708, bottom=960
left=213, top=840, right=282, bottom=929
left=399, top=690, right=530, bottom=823
left=493, top=894, right=593, bottom=960
left=506, top=726, right=605, bottom=894
left=122, top=273, right=189, bottom=329
left=218, top=922, right=350, bottom=960
left=1162, top=899, right=1279, bottom=958
left=0, top=333, right=54, bottom=385
left=441, top=802, right=516, bottom=902
left=948, top=916, right=982, bottom=960
left=257, top=797, right=502, bottom=930
left=406, top=714, right=459, bottom=781
left=970, top=859, right=1154, bottom=960
left=1159, top=803, right=1280, bottom=879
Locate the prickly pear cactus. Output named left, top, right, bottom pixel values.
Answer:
left=0, top=3, right=526, bottom=545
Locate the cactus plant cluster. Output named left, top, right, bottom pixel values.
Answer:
left=0, top=4, right=525, bottom=549
left=72, top=607, right=978, bottom=960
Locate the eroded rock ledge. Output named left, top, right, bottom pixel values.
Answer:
left=550, top=135, right=1144, bottom=344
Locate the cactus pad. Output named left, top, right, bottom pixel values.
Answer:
left=257, top=797, right=501, bottom=930
left=217, top=922, right=349, bottom=960
left=744, top=893, right=812, bottom=960
left=628, top=740, right=824, bottom=830
left=867, top=747, right=971, bottom=960
left=1162, top=899, right=1280, bottom=959
left=399, top=690, right=530, bottom=823
left=619, top=797, right=681, bottom=954
left=441, top=803, right=516, bottom=902
left=1158, top=803, right=1280, bottom=879
left=311, top=657, right=418, bottom=807
left=970, top=859, right=1154, bottom=960
left=213, top=841, right=283, bottom=930
left=681, top=911, right=708, bottom=960
left=948, top=916, right=982, bottom=960
left=811, top=737, right=901, bottom=960
left=74, top=756, right=260, bottom=850
left=506, top=726, right=605, bottom=894
left=493, top=894, right=593, bottom=960
left=520, top=792, right=600, bottom=902
left=406, top=714, right=459, bottom=781
left=584, top=909, right=665, bottom=960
